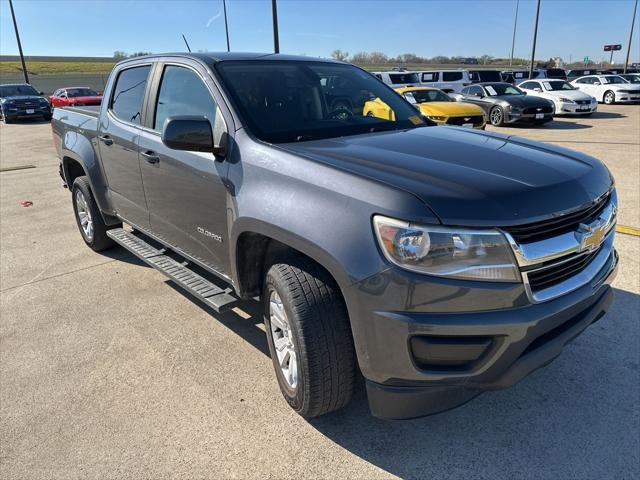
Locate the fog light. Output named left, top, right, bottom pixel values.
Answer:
left=410, top=336, right=492, bottom=371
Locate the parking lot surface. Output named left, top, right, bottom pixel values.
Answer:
left=1, top=106, right=639, bottom=479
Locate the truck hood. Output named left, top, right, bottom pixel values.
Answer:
left=280, top=126, right=613, bottom=227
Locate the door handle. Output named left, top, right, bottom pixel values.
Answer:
left=141, top=151, right=160, bottom=164
left=98, top=135, right=113, bottom=146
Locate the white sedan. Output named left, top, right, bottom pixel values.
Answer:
left=571, top=75, right=640, bottom=104
left=518, top=79, right=597, bottom=115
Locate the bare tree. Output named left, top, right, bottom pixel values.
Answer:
left=331, top=49, right=349, bottom=61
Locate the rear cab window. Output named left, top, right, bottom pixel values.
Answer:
left=110, top=65, right=151, bottom=125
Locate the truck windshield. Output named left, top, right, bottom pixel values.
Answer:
left=215, top=61, right=426, bottom=143
left=0, top=84, right=39, bottom=97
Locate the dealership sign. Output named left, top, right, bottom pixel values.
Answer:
left=603, top=44, right=622, bottom=51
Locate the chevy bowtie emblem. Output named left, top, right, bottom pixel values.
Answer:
left=575, top=218, right=609, bottom=253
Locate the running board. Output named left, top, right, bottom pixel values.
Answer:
left=107, top=228, right=237, bottom=313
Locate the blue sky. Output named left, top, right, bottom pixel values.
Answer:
left=0, top=0, right=638, bottom=63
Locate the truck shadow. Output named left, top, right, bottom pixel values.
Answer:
left=108, top=245, right=639, bottom=478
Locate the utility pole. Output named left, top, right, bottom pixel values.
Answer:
left=528, top=0, right=541, bottom=79
left=8, top=0, right=29, bottom=84
left=624, top=0, right=638, bottom=73
left=509, top=0, right=520, bottom=68
left=223, top=0, right=230, bottom=52
left=271, top=0, right=280, bottom=54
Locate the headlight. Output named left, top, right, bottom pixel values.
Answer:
left=373, top=216, right=520, bottom=282
left=558, top=97, right=575, bottom=103
left=428, top=115, right=446, bottom=121
left=509, top=106, right=522, bottom=113
left=39, top=98, right=49, bottom=105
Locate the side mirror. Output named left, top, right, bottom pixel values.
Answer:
left=474, top=92, right=484, bottom=98
left=533, top=88, right=542, bottom=93
left=39, top=91, right=44, bottom=95
left=593, top=81, right=601, bottom=86
left=162, top=116, right=227, bottom=158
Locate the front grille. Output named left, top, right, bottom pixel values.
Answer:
left=523, top=106, right=553, bottom=114
left=526, top=249, right=600, bottom=291
left=13, top=100, right=39, bottom=108
left=503, top=191, right=611, bottom=244
left=576, top=100, right=591, bottom=105
left=446, top=115, right=484, bottom=126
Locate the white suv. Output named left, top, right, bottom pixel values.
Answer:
left=370, top=71, right=420, bottom=88
left=415, top=70, right=471, bottom=93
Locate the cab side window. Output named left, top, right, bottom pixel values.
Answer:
left=111, top=65, right=151, bottom=125
left=154, top=65, right=219, bottom=132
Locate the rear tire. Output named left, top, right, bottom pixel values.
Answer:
left=603, top=90, right=615, bottom=105
left=71, top=176, right=120, bottom=252
left=263, top=258, right=356, bottom=418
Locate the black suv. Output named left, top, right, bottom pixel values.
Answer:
left=0, top=83, right=52, bottom=123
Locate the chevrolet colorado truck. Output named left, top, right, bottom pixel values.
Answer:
left=52, top=53, right=618, bottom=420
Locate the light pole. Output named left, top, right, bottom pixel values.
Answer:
left=223, top=0, right=230, bottom=52
left=528, top=0, right=541, bottom=79
left=272, top=0, right=280, bottom=54
left=509, top=0, right=520, bottom=68
left=624, top=0, right=638, bottom=73
left=8, top=0, right=29, bottom=84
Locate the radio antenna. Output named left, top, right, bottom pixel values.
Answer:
left=182, top=34, right=192, bottom=53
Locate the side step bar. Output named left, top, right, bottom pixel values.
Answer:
left=107, top=228, right=237, bottom=313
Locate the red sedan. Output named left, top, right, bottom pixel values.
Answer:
left=49, top=87, right=102, bottom=109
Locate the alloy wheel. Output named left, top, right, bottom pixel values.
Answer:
left=75, top=190, right=94, bottom=241
left=269, top=290, right=298, bottom=389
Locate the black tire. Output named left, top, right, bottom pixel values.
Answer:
left=1, top=110, right=12, bottom=124
left=603, top=90, right=615, bottom=105
left=263, top=259, right=356, bottom=418
left=489, top=106, right=504, bottom=126
left=71, top=176, right=120, bottom=252
left=43, top=113, right=52, bottom=121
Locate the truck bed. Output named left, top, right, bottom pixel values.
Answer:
left=61, top=105, right=100, bottom=118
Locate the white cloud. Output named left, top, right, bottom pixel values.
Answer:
left=206, top=11, right=222, bottom=28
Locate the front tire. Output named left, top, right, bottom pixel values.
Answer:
left=263, top=259, right=356, bottom=418
left=489, top=106, right=504, bottom=126
left=71, top=176, right=119, bottom=252
left=603, top=90, right=615, bottom=105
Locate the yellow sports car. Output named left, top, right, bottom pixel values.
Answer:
left=364, top=86, right=486, bottom=129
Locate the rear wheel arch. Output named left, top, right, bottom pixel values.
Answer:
left=63, top=156, right=87, bottom=188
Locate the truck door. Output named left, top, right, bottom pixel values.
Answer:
left=138, top=63, right=231, bottom=276
left=97, top=64, right=152, bottom=229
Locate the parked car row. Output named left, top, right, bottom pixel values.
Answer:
left=371, top=67, right=640, bottom=93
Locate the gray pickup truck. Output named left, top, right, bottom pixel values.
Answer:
left=52, top=53, right=618, bottom=420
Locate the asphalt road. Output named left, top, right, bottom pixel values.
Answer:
left=1, top=105, right=639, bottom=479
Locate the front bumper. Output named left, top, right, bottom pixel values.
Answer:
left=2, top=105, right=51, bottom=119
left=348, top=245, right=618, bottom=419
left=556, top=101, right=597, bottom=114
left=506, top=112, right=553, bottom=124
left=612, top=92, right=640, bottom=103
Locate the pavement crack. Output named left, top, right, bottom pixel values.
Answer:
left=1, top=259, right=117, bottom=294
